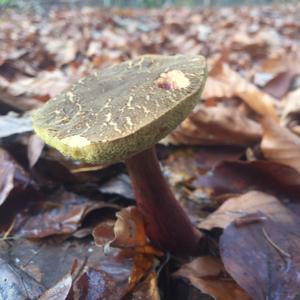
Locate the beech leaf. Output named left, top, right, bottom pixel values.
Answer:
left=198, top=191, right=288, bottom=231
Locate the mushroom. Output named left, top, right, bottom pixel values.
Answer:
left=32, top=55, right=207, bottom=256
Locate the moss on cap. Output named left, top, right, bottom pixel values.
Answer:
left=32, top=55, right=207, bottom=164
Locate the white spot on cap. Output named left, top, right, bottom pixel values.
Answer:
left=61, top=135, right=91, bottom=147
left=106, top=112, right=112, bottom=122
left=126, top=117, right=133, bottom=127
left=156, top=70, right=190, bottom=90
left=67, top=92, right=75, bottom=102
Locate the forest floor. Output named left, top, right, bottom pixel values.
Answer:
left=0, top=3, right=300, bottom=300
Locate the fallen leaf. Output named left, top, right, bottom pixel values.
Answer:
left=194, top=160, right=300, bottom=202
left=0, top=87, right=41, bottom=113
left=261, top=117, right=300, bottom=173
left=69, top=243, right=159, bottom=300
left=71, top=265, right=130, bottom=300
left=0, top=257, right=45, bottom=300
left=93, top=220, right=116, bottom=247
left=262, top=70, right=296, bottom=99
left=203, top=76, right=234, bottom=99
left=198, top=191, right=292, bottom=230
left=231, top=30, right=270, bottom=59
left=46, top=39, right=78, bottom=66
left=281, top=88, right=300, bottom=135
left=220, top=211, right=300, bottom=300
left=131, top=271, right=160, bottom=300
left=163, top=147, right=244, bottom=177
left=11, top=191, right=119, bottom=238
left=111, top=206, right=147, bottom=248
left=0, top=112, right=32, bottom=138
left=174, top=256, right=250, bottom=300
left=205, top=62, right=278, bottom=118
left=93, top=207, right=161, bottom=298
left=0, top=237, right=113, bottom=293
left=0, top=147, right=34, bottom=206
left=8, top=70, right=70, bottom=99
left=1, top=5, right=300, bottom=299
left=125, top=253, right=156, bottom=295
left=33, top=147, right=121, bottom=187
left=39, top=273, right=72, bottom=300
left=168, top=103, right=262, bottom=146
left=99, top=174, right=134, bottom=199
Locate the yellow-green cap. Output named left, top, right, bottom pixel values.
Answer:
left=32, top=55, right=207, bottom=164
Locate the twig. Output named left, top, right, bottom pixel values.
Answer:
left=262, top=227, right=291, bottom=258
left=1, top=217, right=16, bottom=240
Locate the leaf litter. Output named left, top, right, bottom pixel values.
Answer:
left=0, top=3, right=300, bottom=300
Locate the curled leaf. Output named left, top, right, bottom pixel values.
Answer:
left=111, top=206, right=147, bottom=248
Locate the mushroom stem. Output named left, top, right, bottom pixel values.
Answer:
left=125, top=147, right=201, bottom=256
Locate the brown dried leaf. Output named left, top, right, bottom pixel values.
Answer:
left=0, top=87, right=41, bottom=112
left=258, top=54, right=287, bottom=75
left=0, top=257, right=45, bottom=299
left=111, top=206, right=148, bottom=248
left=281, top=88, right=300, bottom=135
left=262, top=70, right=296, bottom=99
left=230, top=30, right=272, bottom=59
left=12, top=191, right=119, bottom=238
left=0, top=238, right=109, bottom=299
left=131, top=271, right=160, bottom=300
left=126, top=253, right=155, bottom=295
left=71, top=266, right=130, bottom=300
left=39, top=273, right=72, bottom=300
left=0, top=147, right=34, bottom=206
left=220, top=210, right=300, bottom=300
left=168, top=103, right=262, bottom=146
left=203, top=76, right=234, bottom=99
left=92, top=207, right=161, bottom=298
left=198, top=191, right=287, bottom=231
left=174, top=256, right=251, bottom=300
left=8, top=70, right=70, bottom=99
left=46, top=39, right=78, bottom=66
left=205, top=62, right=278, bottom=118
left=93, top=220, right=116, bottom=247
left=261, top=118, right=300, bottom=173
left=94, top=207, right=162, bottom=255
left=72, top=269, right=116, bottom=299
left=70, top=248, right=159, bottom=300
left=194, top=160, right=300, bottom=202
left=164, top=147, right=244, bottom=177
left=99, top=174, right=134, bottom=199
left=33, top=146, right=120, bottom=188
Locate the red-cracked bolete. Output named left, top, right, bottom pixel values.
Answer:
left=32, top=54, right=207, bottom=255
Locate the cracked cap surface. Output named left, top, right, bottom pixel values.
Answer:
left=32, top=55, right=207, bottom=164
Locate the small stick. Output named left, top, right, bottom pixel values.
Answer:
left=2, top=218, right=16, bottom=240
left=262, top=227, right=290, bottom=258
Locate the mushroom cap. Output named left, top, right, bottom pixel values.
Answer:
left=32, top=55, right=207, bottom=164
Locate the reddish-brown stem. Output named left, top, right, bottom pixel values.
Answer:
left=125, top=147, right=201, bottom=256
